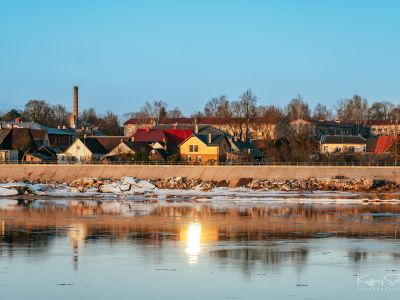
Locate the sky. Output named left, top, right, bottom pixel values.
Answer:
left=0, top=0, right=399, bottom=117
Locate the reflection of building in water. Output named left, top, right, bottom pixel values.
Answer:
left=68, top=223, right=87, bottom=271
left=1, top=202, right=400, bottom=268
left=210, top=247, right=309, bottom=276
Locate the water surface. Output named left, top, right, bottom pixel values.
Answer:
left=1, top=198, right=400, bottom=299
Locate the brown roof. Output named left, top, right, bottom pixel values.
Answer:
left=320, top=135, right=367, bottom=145
left=80, top=138, right=108, bottom=154
left=122, top=141, right=153, bottom=153
left=0, top=128, right=36, bottom=151
left=86, top=136, right=126, bottom=152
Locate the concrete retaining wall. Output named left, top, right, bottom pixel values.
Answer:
left=0, top=164, right=399, bottom=183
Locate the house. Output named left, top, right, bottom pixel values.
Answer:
left=47, top=128, right=76, bottom=151
left=0, top=127, right=37, bottom=160
left=314, top=120, right=370, bottom=138
left=179, top=133, right=230, bottom=164
left=101, top=141, right=167, bottom=162
left=320, top=135, right=367, bottom=154
left=25, top=146, right=58, bottom=162
left=31, top=129, right=50, bottom=148
left=369, top=120, right=399, bottom=136
left=58, top=138, right=106, bottom=162
left=57, top=136, right=126, bottom=163
left=227, top=139, right=263, bottom=162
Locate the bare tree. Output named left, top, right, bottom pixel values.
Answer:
left=50, top=104, right=70, bottom=127
left=313, top=103, right=332, bottom=120
left=239, top=90, right=257, bottom=141
left=23, top=100, right=53, bottom=125
left=167, top=107, right=183, bottom=118
left=204, top=95, right=230, bottom=118
left=258, top=105, right=284, bottom=122
left=286, top=96, right=311, bottom=121
left=368, top=101, right=394, bottom=121
left=81, top=108, right=98, bottom=127
left=97, top=111, right=122, bottom=135
left=335, top=95, right=368, bottom=124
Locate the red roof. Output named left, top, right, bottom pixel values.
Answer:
left=132, top=128, right=166, bottom=142
left=163, top=129, right=193, bottom=147
left=373, top=136, right=398, bottom=153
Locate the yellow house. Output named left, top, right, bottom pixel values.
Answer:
left=320, top=135, right=367, bottom=154
left=179, top=133, right=230, bottom=164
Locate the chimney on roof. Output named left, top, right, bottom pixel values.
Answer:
left=208, top=133, right=212, bottom=144
left=194, top=124, right=199, bottom=134
left=57, top=125, right=61, bottom=129
left=14, top=117, right=22, bottom=123
left=173, top=122, right=177, bottom=130
left=62, top=125, right=66, bottom=130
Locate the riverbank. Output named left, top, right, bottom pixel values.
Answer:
left=0, top=164, right=400, bottom=183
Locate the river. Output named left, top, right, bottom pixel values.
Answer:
left=1, top=197, right=400, bottom=299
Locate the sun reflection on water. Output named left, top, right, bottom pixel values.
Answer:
left=185, top=223, right=201, bottom=264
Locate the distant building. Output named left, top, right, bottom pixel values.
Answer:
left=314, top=120, right=361, bottom=138
left=369, top=120, right=399, bottom=136
left=320, top=135, right=367, bottom=154
left=123, top=117, right=278, bottom=140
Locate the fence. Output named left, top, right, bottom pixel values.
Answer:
left=1, top=160, right=400, bottom=167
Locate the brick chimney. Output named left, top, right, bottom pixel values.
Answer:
left=73, top=86, right=78, bottom=120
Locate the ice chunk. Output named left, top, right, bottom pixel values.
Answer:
left=0, top=187, right=19, bottom=196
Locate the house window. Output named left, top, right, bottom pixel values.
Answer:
left=335, top=147, right=342, bottom=153
left=187, top=156, right=192, bottom=162
left=363, top=146, right=367, bottom=152
left=349, top=146, right=355, bottom=152
left=196, top=156, right=201, bottom=162
left=77, top=146, right=80, bottom=151
left=189, top=145, right=199, bottom=152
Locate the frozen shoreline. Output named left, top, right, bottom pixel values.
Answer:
left=0, top=176, right=400, bottom=203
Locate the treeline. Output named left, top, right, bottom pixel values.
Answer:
left=2, top=91, right=400, bottom=137
left=129, top=91, right=400, bottom=124
left=0, top=100, right=122, bottom=135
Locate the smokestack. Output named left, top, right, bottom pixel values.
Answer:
left=73, top=86, right=78, bottom=119
left=194, top=124, right=199, bottom=134
left=208, top=133, right=212, bottom=144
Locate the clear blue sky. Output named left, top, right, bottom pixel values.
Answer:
left=0, top=0, right=399, bottom=117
